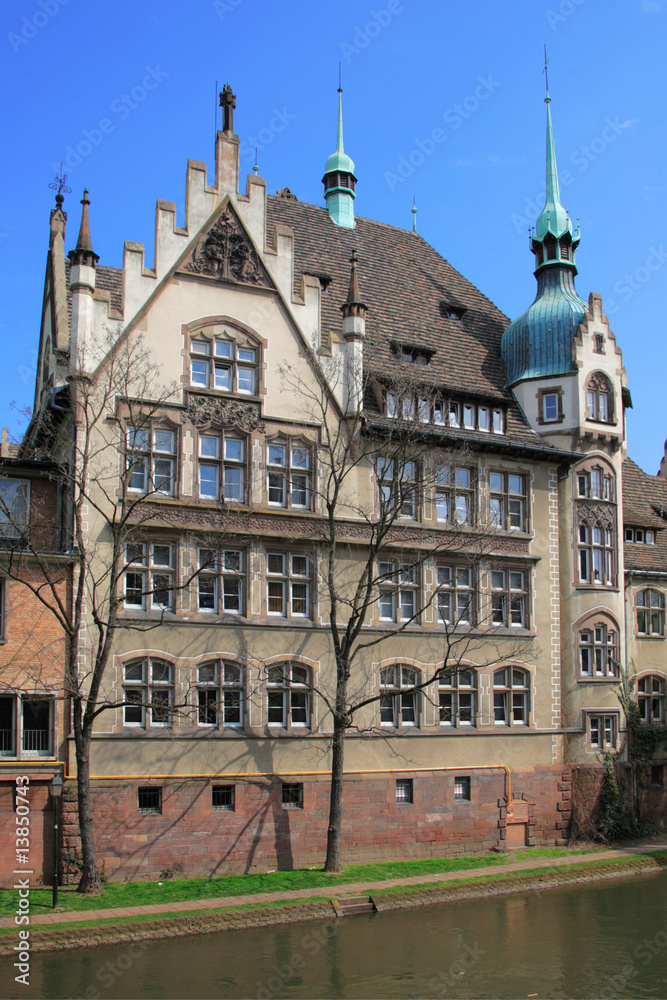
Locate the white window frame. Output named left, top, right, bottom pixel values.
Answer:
left=196, top=661, right=244, bottom=728
left=197, top=548, right=244, bottom=615
left=379, top=665, right=420, bottom=728
left=267, top=552, right=311, bottom=618
left=124, top=542, right=175, bottom=612
left=267, top=663, right=311, bottom=728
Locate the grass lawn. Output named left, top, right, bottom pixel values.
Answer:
left=0, top=844, right=603, bottom=917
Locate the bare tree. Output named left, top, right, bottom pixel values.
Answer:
left=280, top=353, right=534, bottom=872
left=0, top=332, right=220, bottom=893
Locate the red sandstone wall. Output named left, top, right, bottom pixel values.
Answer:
left=62, top=766, right=567, bottom=881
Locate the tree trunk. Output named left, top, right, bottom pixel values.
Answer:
left=324, top=713, right=346, bottom=872
left=74, top=729, right=102, bottom=894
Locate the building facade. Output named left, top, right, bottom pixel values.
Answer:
left=3, top=85, right=666, bottom=881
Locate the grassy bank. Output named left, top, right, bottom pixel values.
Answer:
left=0, top=850, right=664, bottom=957
left=0, top=845, right=597, bottom=917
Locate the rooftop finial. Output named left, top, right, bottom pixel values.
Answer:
left=253, top=147, right=259, bottom=175
left=49, top=164, right=71, bottom=210
left=411, top=195, right=418, bottom=233
left=220, top=83, right=236, bottom=133
left=543, top=44, right=550, bottom=102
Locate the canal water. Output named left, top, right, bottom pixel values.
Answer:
left=3, top=871, right=667, bottom=999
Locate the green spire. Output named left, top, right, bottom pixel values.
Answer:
left=322, top=85, right=357, bottom=229
left=534, top=94, right=572, bottom=242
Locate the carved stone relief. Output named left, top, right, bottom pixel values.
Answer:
left=181, top=205, right=272, bottom=287
left=183, top=393, right=265, bottom=433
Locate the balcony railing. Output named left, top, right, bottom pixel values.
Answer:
left=0, top=729, right=16, bottom=755
left=22, top=729, right=52, bottom=755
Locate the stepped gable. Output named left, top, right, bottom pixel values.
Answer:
left=622, top=457, right=667, bottom=572
left=266, top=194, right=544, bottom=448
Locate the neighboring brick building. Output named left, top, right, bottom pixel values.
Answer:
left=0, top=457, right=70, bottom=885
left=10, top=84, right=667, bottom=880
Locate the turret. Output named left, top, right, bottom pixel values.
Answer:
left=340, top=252, right=366, bottom=413
left=501, top=90, right=587, bottom=388
left=322, top=87, right=357, bottom=229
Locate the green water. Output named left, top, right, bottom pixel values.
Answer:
left=3, top=872, right=667, bottom=999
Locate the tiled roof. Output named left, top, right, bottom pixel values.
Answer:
left=266, top=195, right=544, bottom=449
left=622, top=457, right=667, bottom=574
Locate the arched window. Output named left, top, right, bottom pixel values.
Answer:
left=636, top=590, right=665, bottom=637
left=586, top=372, right=613, bottom=423
left=493, top=667, right=530, bottom=726
left=380, top=665, right=420, bottom=727
left=579, top=621, right=619, bottom=677
left=123, top=658, right=173, bottom=727
left=638, top=675, right=665, bottom=724
left=438, top=668, right=477, bottom=727
left=196, top=661, right=244, bottom=728
left=267, top=663, right=311, bottom=728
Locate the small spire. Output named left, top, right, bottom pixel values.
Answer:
left=411, top=195, right=418, bottom=233
left=68, top=189, right=99, bottom=268
left=341, top=251, right=367, bottom=319
left=76, top=190, right=92, bottom=252
left=252, top=147, right=259, bottom=175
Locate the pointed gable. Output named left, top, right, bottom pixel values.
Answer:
left=180, top=201, right=274, bottom=289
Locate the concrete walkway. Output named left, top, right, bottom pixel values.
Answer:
left=3, top=842, right=666, bottom=929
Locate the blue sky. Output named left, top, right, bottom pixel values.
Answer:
left=1, top=0, right=666, bottom=473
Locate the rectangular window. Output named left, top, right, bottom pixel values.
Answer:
left=127, top=427, right=176, bottom=495
left=491, top=568, right=528, bottom=628
left=197, top=549, right=244, bottom=615
left=268, top=443, right=311, bottom=509
left=589, top=714, right=617, bottom=749
left=124, top=543, right=175, bottom=612
left=281, top=783, right=303, bottom=808
left=395, top=778, right=413, bottom=804
left=138, top=787, right=162, bottom=813
left=212, top=784, right=235, bottom=810
left=541, top=392, right=560, bottom=422
left=651, top=765, right=664, bottom=787
left=267, top=552, right=311, bottom=618
left=21, top=698, right=53, bottom=756
left=0, top=479, right=29, bottom=539
left=378, top=560, right=418, bottom=623
left=489, top=473, right=527, bottom=531
left=454, top=776, right=471, bottom=801
left=435, top=466, right=474, bottom=526
left=199, top=434, right=246, bottom=503
left=437, top=565, right=474, bottom=626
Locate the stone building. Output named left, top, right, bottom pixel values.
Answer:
left=4, top=84, right=666, bottom=880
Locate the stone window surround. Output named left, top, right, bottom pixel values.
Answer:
left=536, top=386, right=565, bottom=425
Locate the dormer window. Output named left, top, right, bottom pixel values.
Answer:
left=440, top=302, right=465, bottom=321
left=400, top=347, right=432, bottom=366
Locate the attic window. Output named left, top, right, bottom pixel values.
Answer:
left=308, top=272, right=332, bottom=292
left=399, top=346, right=433, bottom=366
left=276, top=187, right=298, bottom=201
left=440, top=302, right=465, bottom=321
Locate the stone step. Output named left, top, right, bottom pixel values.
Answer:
left=332, top=895, right=377, bottom=917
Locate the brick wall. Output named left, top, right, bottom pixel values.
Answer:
left=61, top=765, right=567, bottom=881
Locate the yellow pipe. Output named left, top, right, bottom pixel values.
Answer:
left=0, top=760, right=514, bottom=804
